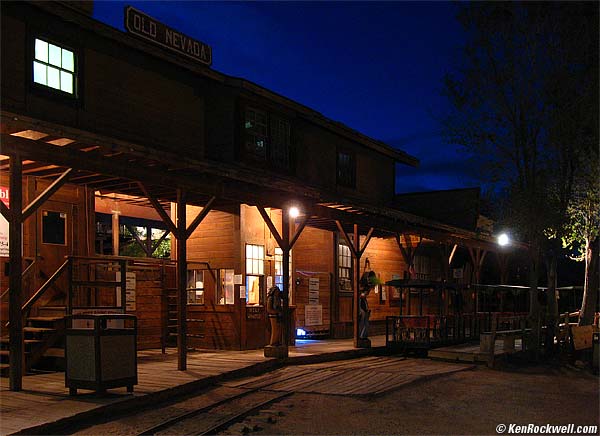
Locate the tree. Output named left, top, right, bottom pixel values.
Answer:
left=442, top=2, right=598, bottom=353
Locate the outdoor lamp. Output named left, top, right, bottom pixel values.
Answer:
left=497, top=233, right=510, bottom=247
left=289, top=206, right=300, bottom=218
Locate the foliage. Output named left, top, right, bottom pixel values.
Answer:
left=120, top=226, right=171, bottom=259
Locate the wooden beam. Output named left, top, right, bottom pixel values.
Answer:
left=8, top=154, right=23, bottom=391
left=256, top=207, right=284, bottom=249
left=138, top=183, right=178, bottom=237
left=176, top=189, right=187, bottom=370
left=394, top=233, right=410, bottom=264
left=289, top=214, right=309, bottom=250
left=125, top=224, right=151, bottom=257
left=112, top=213, right=120, bottom=256
left=281, top=208, right=290, bottom=353
left=335, top=220, right=358, bottom=258
left=358, top=227, right=375, bottom=255
left=22, top=168, right=72, bottom=221
left=185, top=196, right=216, bottom=239
left=150, top=230, right=171, bottom=255
left=0, top=199, right=9, bottom=221
left=353, top=224, right=360, bottom=347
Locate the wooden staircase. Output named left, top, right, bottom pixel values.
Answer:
left=1, top=306, right=66, bottom=377
left=162, top=286, right=204, bottom=352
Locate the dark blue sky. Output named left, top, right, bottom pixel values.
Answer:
left=93, top=1, right=479, bottom=193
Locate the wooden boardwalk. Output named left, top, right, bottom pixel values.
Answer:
left=0, top=336, right=385, bottom=435
left=427, top=339, right=525, bottom=364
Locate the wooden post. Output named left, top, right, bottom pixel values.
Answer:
left=112, top=212, right=120, bottom=256
left=8, top=154, right=23, bottom=391
left=352, top=224, right=360, bottom=347
left=176, top=189, right=187, bottom=370
left=282, top=209, right=290, bottom=349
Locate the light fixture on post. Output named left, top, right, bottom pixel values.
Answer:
left=497, top=232, right=510, bottom=247
left=288, top=206, right=300, bottom=219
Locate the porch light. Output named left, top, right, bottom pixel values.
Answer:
left=288, top=206, right=300, bottom=218
left=497, top=233, right=510, bottom=247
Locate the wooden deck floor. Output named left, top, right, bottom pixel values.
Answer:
left=0, top=336, right=385, bottom=436
left=427, top=339, right=525, bottom=364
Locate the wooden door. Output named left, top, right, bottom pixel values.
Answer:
left=37, top=200, right=73, bottom=306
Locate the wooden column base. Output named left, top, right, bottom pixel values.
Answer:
left=264, top=345, right=288, bottom=359
left=356, top=338, right=371, bottom=348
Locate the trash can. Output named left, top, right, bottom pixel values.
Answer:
left=65, top=314, right=137, bottom=395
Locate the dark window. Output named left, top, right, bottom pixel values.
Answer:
left=244, top=108, right=267, bottom=159
left=42, top=210, right=66, bottom=245
left=337, top=151, right=356, bottom=188
left=270, top=116, right=291, bottom=169
left=244, top=107, right=291, bottom=170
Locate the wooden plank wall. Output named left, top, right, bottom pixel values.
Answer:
left=184, top=206, right=243, bottom=350
left=294, top=272, right=331, bottom=334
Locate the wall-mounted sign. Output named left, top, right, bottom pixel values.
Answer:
left=246, top=306, right=263, bottom=320
left=234, top=274, right=243, bottom=285
left=309, top=278, right=319, bottom=291
left=125, top=6, right=212, bottom=66
left=116, top=272, right=137, bottom=311
left=305, top=305, right=323, bottom=326
left=308, top=290, right=319, bottom=305
left=0, top=187, right=9, bottom=257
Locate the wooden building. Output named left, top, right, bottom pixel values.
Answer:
left=0, top=1, right=526, bottom=391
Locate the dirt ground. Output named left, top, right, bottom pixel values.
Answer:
left=235, top=363, right=599, bottom=436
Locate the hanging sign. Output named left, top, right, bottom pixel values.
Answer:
left=125, top=6, right=212, bottom=66
left=0, top=187, right=8, bottom=257
left=116, top=272, right=137, bottom=311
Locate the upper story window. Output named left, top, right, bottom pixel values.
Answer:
left=337, top=151, right=356, bottom=188
left=33, top=38, right=76, bottom=95
left=244, top=107, right=291, bottom=170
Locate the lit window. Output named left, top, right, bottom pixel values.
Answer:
left=245, top=244, right=264, bottom=305
left=217, top=269, right=235, bottom=305
left=187, top=270, right=205, bottom=305
left=338, top=242, right=353, bottom=294
left=33, top=38, right=75, bottom=95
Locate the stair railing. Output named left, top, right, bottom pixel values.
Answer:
left=21, top=258, right=70, bottom=319
left=0, top=256, right=39, bottom=302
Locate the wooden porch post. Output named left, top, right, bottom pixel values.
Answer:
left=8, top=154, right=23, bottom=391
left=352, top=224, right=360, bottom=348
left=112, top=212, right=120, bottom=256
left=176, top=189, right=187, bottom=370
left=282, top=210, right=290, bottom=349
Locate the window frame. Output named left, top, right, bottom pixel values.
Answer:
left=186, top=269, right=206, bottom=305
left=30, top=36, right=79, bottom=99
left=245, top=243, right=265, bottom=306
left=217, top=268, right=235, bottom=305
left=41, top=210, right=67, bottom=246
left=337, top=241, right=353, bottom=296
left=336, top=149, right=356, bottom=188
left=242, top=105, right=292, bottom=172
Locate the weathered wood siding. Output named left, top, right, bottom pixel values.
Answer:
left=1, top=3, right=205, bottom=158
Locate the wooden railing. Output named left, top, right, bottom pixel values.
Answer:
left=0, top=256, right=38, bottom=302
left=385, top=312, right=529, bottom=350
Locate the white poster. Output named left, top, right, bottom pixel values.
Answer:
left=116, top=271, right=136, bottom=310
left=0, top=187, right=9, bottom=257
left=308, top=290, right=319, bottom=304
left=305, top=304, right=323, bottom=326
left=309, top=277, right=319, bottom=291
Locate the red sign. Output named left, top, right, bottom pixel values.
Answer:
left=0, top=186, right=8, bottom=207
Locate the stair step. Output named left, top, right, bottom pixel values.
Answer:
left=28, top=316, right=65, bottom=322
left=43, top=347, right=64, bottom=358
left=24, top=327, right=55, bottom=334
left=0, top=350, right=29, bottom=357
left=37, top=306, right=67, bottom=316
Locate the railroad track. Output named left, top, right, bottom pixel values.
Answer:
left=136, top=388, right=292, bottom=436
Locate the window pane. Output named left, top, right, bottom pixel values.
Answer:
left=62, top=49, right=74, bottom=72
left=47, top=66, right=60, bottom=89
left=246, top=244, right=252, bottom=258
left=42, top=211, right=66, bottom=244
left=246, top=259, right=252, bottom=274
left=60, top=71, right=73, bottom=94
left=35, top=39, right=48, bottom=62
left=48, top=43, right=62, bottom=67
left=33, top=61, right=47, bottom=85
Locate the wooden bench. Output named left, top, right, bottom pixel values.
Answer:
left=479, top=314, right=530, bottom=367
